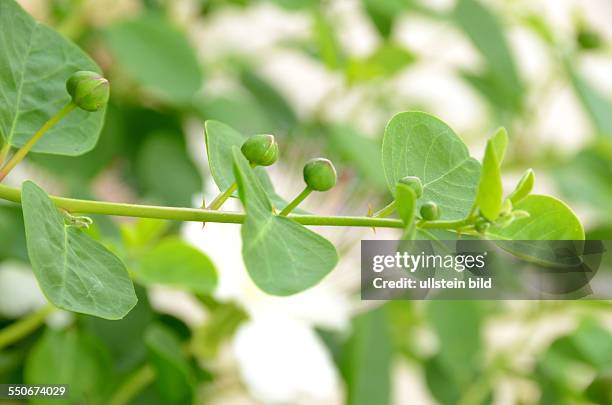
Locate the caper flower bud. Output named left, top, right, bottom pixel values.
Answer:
left=398, top=176, right=423, bottom=198
left=66, top=71, right=110, bottom=112
left=420, top=201, right=440, bottom=221
left=474, top=218, right=490, bottom=234
left=303, top=158, right=337, bottom=191
left=241, top=134, right=279, bottom=166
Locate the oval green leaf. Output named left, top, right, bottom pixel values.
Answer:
left=0, top=0, right=106, bottom=155
left=135, top=237, right=217, bottom=294
left=487, top=194, right=584, bottom=240
left=233, top=148, right=338, bottom=296
left=21, top=181, right=137, bottom=319
left=382, top=111, right=481, bottom=220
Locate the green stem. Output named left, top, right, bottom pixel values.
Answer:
left=279, top=187, right=312, bottom=216
left=0, top=304, right=54, bottom=350
left=0, top=143, right=10, bottom=166
left=108, top=364, right=154, bottom=405
left=372, top=201, right=396, bottom=218
left=0, top=183, right=483, bottom=231
left=207, top=182, right=238, bottom=210
left=0, top=183, right=404, bottom=228
left=0, top=102, right=76, bottom=182
left=418, top=217, right=474, bottom=230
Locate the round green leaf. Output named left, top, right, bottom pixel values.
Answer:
left=0, top=0, right=106, bottom=155
left=382, top=111, right=481, bottom=219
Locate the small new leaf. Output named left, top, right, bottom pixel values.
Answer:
left=396, top=183, right=417, bottom=240
left=508, top=168, right=535, bottom=204
left=475, top=128, right=508, bottom=221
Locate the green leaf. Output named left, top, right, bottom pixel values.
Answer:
left=347, top=42, right=415, bottom=83
left=240, top=69, right=297, bottom=133
left=313, top=12, right=344, bottom=70
left=424, top=355, right=462, bottom=405
left=271, top=0, right=318, bottom=10
left=193, top=94, right=273, bottom=135
left=136, top=132, right=202, bottom=207
left=135, top=237, right=217, bottom=294
left=341, top=307, right=393, bottom=405
left=454, top=0, right=523, bottom=113
left=382, top=111, right=481, bottom=220
left=0, top=0, right=106, bottom=155
left=21, top=181, right=137, bottom=319
left=427, top=301, right=484, bottom=385
left=396, top=183, right=416, bottom=240
left=105, top=14, right=202, bottom=104
left=0, top=205, right=27, bottom=262
left=204, top=120, right=295, bottom=209
left=361, top=0, right=412, bottom=38
left=475, top=128, right=507, bottom=220
left=327, top=125, right=387, bottom=190
left=233, top=148, right=338, bottom=295
left=572, top=319, right=612, bottom=372
left=508, top=168, right=535, bottom=205
left=25, top=329, right=111, bottom=405
left=554, top=141, right=612, bottom=216
left=488, top=195, right=584, bottom=240
left=145, top=324, right=195, bottom=405
left=204, top=120, right=247, bottom=192
left=81, top=286, right=154, bottom=373
left=567, top=66, right=612, bottom=137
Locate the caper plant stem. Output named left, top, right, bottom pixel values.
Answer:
left=279, top=187, right=312, bottom=216
left=207, top=182, right=238, bottom=210
left=417, top=217, right=474, bottom=230
left=108, top=364, right=154, bottom=405
left=0, top=102, right=76, bottom=182
left=372, top=201, right=396, bottom=218
left=0, top=304, right=55, bottom=350
left=0, top=183, right=478, bottom=231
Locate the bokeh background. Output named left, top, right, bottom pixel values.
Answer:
left=1, top=0, right=612, bottom=403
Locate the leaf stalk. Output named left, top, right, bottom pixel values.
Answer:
left=279, top=187, right=312, bottom=216
left=0, top=102, right=76, bottom=182
left=372, top=200, right=396, bottom=218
